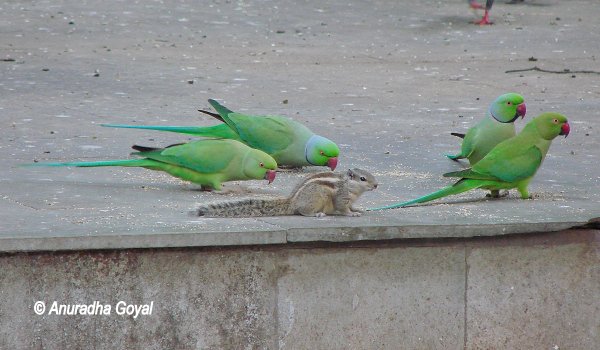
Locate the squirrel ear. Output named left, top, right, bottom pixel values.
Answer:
left=347, top=169, right=354, bottom=179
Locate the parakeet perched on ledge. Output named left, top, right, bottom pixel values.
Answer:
left=369, top=113, right=570, bottom=210
left=102, top=99, right=340, bottom=170
left=25, top=139, right=277, bottom=191
left=447, top=92, right=526, bottom=165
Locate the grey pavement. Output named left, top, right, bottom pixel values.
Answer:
left=1, top=0, right=599, bottom=251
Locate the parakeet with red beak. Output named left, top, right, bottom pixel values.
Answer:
left=102, top=99, right=340, bottom=171
left=447, top=93, right=527, bottom=165
left=369, top=113, right=570, bottom=210
left=25, top=139, right=277, bottom=191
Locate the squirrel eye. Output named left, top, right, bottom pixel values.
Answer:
left=360, top=176, right=366, bottom=181
left=259, top=162, right=264, bottom=167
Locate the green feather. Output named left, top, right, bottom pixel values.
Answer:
left=102, top=123, right=240, bottom=140
left=208, top=98, right=234, bottom=117
left=23, top=159, right=156, bottom=168
left=368, top=179, right=483, bottom=210
left=131, top=139, right=237, bottom=174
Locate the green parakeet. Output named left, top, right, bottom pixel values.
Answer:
left=447, top=93, right=527, bottom=165
left=25, top=139, right=278, bottom=190
left=369, top=113, right=570, bottom=210
left=102, top=99, right=340, bottom=170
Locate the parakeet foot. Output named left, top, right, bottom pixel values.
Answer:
left=475, top=11, right=493, bottom=25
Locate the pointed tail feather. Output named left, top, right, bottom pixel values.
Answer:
left=207, top=99, right=234, bottom=117
left=207, top=99, right=240, bottom=136
left=451, top=132, right=466, bottom=139
left=367, top=179, right=482, bottom=210
left=198, top=109, right=225, bottom=122
left=102, top=123, right=214, bottom=136
left=23, top=159, right=157, bottom=168
left=132, top=145, right=161, bottom=152
left=102, top=123, right=240, bottom=139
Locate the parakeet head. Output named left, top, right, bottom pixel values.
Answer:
left=243, top=149, right=278, bottom=184
left=305, top=135, right=340, bottom=170
left=532, top=112, right=570, bottom=140
left=489, top=93, right=526, bottom=123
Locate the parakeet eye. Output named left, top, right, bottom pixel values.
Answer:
left=507, top=101, right=512, bottom=105
left=319, top=151, right=324, bottom=155
left=553, top=118, right=559, bottom=124
left=259, top=162, right=264, bottom=167
left=360, top=176, right=366, bottom=181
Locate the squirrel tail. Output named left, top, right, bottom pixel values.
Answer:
left=196, top=198, right=291, bottom=217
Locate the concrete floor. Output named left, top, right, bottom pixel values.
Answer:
left=1, top=0, right=599, bottom=251
left=1, top=1, right=599, bottom=348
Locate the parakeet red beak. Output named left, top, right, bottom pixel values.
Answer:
left=265, top=170, right=276, bottom=184
left=327, top=157, right=338, bottom=171
left=560, top=122, right=570, bottom=137
left=517, top=103, right=526, bottom=119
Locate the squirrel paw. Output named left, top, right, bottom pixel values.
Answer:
left=345, top=211, right=362, bottom=217
left=315, top=212, right=327, bottom=218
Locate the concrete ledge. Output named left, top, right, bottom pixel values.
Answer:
left=1, top=229, right=598, bottom=349
left=0, top=219, right=589, bottom=253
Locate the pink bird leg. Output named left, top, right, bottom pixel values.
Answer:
left=475, top=9, right=493, bottom=25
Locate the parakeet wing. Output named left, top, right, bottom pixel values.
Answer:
left=136, top=141, right=238, bottom=174
left=226, top=114, right=296, bottom=154
left=443, top=168, right=500, bottom=181
left=474, top=145, right=543, bottom=183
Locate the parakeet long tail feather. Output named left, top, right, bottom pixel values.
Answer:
left=24, top=159, right=157, bottom=168
left=102, top=124, right=211, bottom=136
left=367, top=179, right=482, bottom=210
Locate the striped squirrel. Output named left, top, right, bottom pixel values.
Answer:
left=196, top=168, right=378, bottom=217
